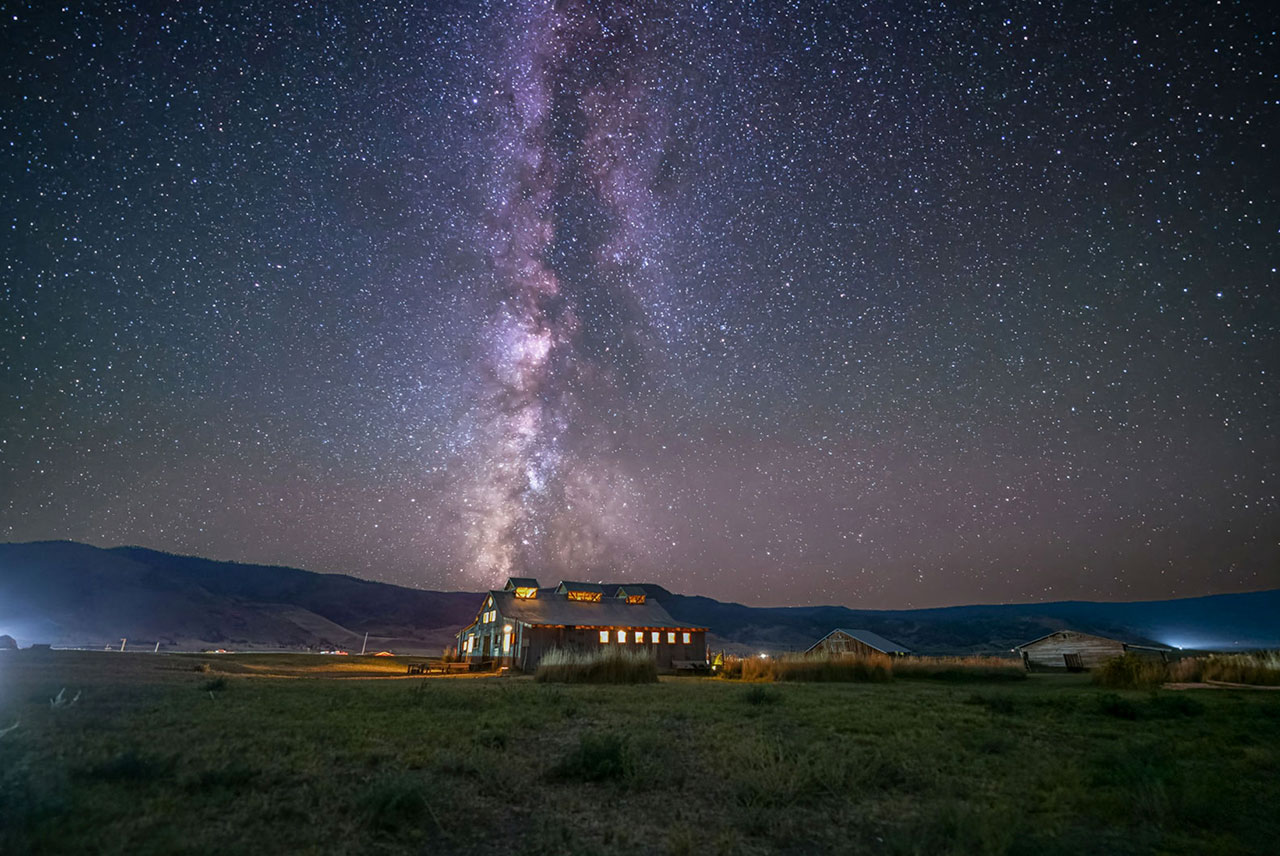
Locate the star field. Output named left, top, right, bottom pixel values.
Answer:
left=1, top=0, right=1276, bottom=607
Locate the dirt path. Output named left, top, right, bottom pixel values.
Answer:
left=1163, top=680, right=1280, bottom=691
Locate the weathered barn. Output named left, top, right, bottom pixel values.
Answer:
left=1014, top=630, right=1172, bottom=671
left=805, top=628, right=911, bottom=657
left=456, top=577, right=708, bottom=671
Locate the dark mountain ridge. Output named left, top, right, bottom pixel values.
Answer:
left=1, top=541, right=1275, bottom=653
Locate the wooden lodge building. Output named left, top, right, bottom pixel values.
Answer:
left=1014, top=629, right=1172, bottom=671
left=456, top=578, right=708, bottom=671
left=805, top=628, right=911, bottom=657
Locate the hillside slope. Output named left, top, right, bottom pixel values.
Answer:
left=1, top=541, right=1275, bottom=652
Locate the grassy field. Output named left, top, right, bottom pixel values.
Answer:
left=2, top=651, right=1278, bottom=855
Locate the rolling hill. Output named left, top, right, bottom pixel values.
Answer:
left=1, top=541, right=1276, bottom=653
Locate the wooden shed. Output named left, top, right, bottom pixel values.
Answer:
left=805, top=628, right=911, bottom=657
left=456, top=577, right=708, bottom=672
left=1014, top=630, right=1172, bottom=671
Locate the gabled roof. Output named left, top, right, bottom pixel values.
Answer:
left=1014, top=629, right=1173, bottom=651
left=555, top=580, right=605, bottom=594
left=504, top=577, right=540, bottom=591
left=613, top=585, right=647, bottom=598
left=487, top=589, right=704, bottom=630
left=806, top=628, right=911, bottom=655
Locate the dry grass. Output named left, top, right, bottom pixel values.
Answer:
left=533, top=647, right=658, bottom=684
left=894, top=656, right=1027, bottom=682
left=736, top=652, right=893, bottom=682
left=724, top=653, right=1023, bottom=683
left=1094, top=653, right=1170, bottom=690
left=1167, top=651, right=1280, bottom=686
left=1097, top=651, right=1280, bottom=690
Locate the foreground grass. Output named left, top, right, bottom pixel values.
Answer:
left=2, top=651, right=1278, bottom=855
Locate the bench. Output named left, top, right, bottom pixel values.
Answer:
left=406, top=661, right=474, bottom=675
left=426, top=662, right=472, bottom=675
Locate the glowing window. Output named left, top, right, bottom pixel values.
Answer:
left=682, top=632, right=691, bottom=644
left=599, top=630, right=610, bottom=643
left=626, top=594, right=645, bottom=604
left=502, top=628, right=512, bottom=654
left=616, top=629, right=626, bottom=643
left=667, top=632, right=676, bottom=644
left=567, top=591, right=602, bottom=602
left=651, top=631, right=660, bottom=643
left=514, top=587, right=537, bottom=599
left=633, top=631, right=645, bottom=643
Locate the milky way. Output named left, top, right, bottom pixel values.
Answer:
left=457, top=1, right=674, bottom=584
left=1, top=0, right=1276, bottom=606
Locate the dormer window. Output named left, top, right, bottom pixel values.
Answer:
left=614, top=586, right=646, bottom=604
left=504, top=578, right=540, bottom=598
left=556, top=581, right=604, bottom=602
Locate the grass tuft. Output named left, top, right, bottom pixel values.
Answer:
left=964, top=692, right=1016, bottom=715
left=534, top=647, right=658, bottom=684
left=742, top=685, right=782, bottom=705
left=356, top=773, right=434, bottom=832
left=549, top=733, right=632, bottom=782
left=1097, top=693, right=1140, bottom=720
left=87, top=750, right=173, bottom=784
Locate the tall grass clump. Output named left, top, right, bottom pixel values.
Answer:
left=1168, top=651, right=1280, bottom=686
left=739, top=653, right=893, bottom=682
left=894, top=656, right=1027, bottom=682
left=1093, top=653, right=1168, bottom=690
left=534, top=647, right=658, bottom=684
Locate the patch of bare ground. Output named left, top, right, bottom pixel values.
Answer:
left=1164, top=681, right=1280, bottom=691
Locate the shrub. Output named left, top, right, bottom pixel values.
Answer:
left=1094, top=654, right=1168, bottom=690
left=534, top=647, right=658, bottom=684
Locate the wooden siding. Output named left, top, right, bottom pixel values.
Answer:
left=810, top=631, right=889, bottom=658
left=459, top=619, right=705, bottom=672
left=1019, top=631, right=1127, bottom=670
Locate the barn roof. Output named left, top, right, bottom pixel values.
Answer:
left=806, top=628, right=912, bottom=655
left=488, top=589, right=704, bottom=630
left=504, top=577, right=540, bottom=591
left=604, top=583, right=670, bottom=599
left=555, top=580, right=606, bottom=594
left=1013, top=629, right=1173, bottom=651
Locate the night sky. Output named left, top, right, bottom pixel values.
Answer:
left=2, top=1, right=1276, bottom=608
